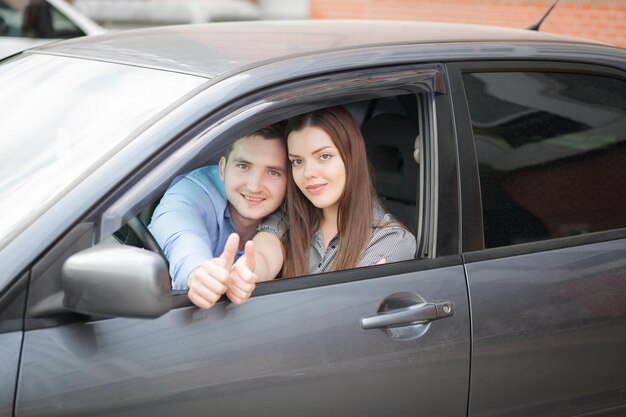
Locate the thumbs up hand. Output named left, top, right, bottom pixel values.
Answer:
left=187, top=233, right=240, bottom=310
left=227, top=240, right=257, bottom=305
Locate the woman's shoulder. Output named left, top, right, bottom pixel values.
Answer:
left=370, top=217, right=416, bottom=244
left=369, top=209, right=417, bottom=247
left=358, top=221, right=416, bottom=266
left=371, top=203, right=413, bottom=237
left=374, top=211, right=407, bottom=228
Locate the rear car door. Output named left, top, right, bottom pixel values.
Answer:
left=449, top=61, right=626, bottom=416
left=15, top=64, right=471, bottom=417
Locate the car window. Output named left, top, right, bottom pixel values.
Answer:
left=108, top=93, right=425, bottom=290
left=0, top=0, right=21, bottom=36
left=463, top=71, right=626, bottom=248
left=0, top=0, right=82, bottom=38
left=86, top=62, right=446, bottom=303
left=0, top=53, right=205, bottom=250
left=49, top=2, right=83, bottom=37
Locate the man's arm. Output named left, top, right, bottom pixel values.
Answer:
left=149, top=176, right=221, bottom=289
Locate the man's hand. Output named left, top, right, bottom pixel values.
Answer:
left=187, top=233, right=239, bottom=310
left=227, top=240, right=257, bottom=305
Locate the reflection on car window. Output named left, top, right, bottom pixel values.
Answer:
left=463, top=71, right=626, bottom=248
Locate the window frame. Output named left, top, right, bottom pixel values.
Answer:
left=92, top=63, right=453, bottom=304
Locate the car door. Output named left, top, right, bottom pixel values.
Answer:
left=14, top=64, right=471, bottom=417
left=449, top=61, right=626, bottom=416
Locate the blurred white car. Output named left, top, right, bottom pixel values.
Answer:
left=0, top=0, right=103, bottom=59
left=73, top=0, right=260, bottom=25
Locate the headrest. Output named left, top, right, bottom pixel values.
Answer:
left=362, top=114, right=419, bottom=203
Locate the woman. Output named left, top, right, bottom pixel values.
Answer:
left=232, top=106, right=416, bottom=285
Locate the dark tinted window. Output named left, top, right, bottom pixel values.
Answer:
left=463, top=71, right=626, bottom=248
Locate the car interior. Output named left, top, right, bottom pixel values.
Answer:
left=351, top=94, right=421, bottom=234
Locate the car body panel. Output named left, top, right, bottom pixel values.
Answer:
left=465, top=238, right=626, bottom=416
left=31, top=20, right=621, bottom=78
left=447, top=57, right=626, bottom=415
left=0, top=331, right=22, bottom=415
left=0, top=36, right=51, bottom=59
left=17, top=263, right=470, bottom=417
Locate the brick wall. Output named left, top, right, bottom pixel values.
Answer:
left=310, top=0, right=626, bottom=48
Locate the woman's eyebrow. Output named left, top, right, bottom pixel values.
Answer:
left=312, top=146, right=334, bottom=154
left=289, top=146, right=334, bottom=158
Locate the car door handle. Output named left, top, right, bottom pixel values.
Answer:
left=361, top=301, right=454, bottom=330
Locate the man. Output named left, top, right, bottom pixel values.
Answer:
left=149, top=123, right=287, bottom=309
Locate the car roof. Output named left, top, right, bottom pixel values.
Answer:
left=30, top=20, right=620, bottom=79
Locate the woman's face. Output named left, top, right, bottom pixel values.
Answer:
left=287, top=125, right=346, bottom=213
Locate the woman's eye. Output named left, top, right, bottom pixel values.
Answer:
left=290, top=159, right=302, bottom=167
left=320, top=153, right=332, bottom=161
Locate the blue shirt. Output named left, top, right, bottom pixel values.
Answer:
left=148, top=166, right=243, bottom=290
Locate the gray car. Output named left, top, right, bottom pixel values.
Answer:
left=0, top=20, right=625, bottom=417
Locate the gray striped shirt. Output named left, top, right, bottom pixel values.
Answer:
left=259, top=203, right=416, bottom=274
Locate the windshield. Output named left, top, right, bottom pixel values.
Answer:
left=0, top=53, right=205, bottom=248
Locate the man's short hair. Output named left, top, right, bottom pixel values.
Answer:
left=224, top=121, right=286, bottom=161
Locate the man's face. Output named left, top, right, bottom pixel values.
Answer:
left=219, top=135, right=287, bottom=225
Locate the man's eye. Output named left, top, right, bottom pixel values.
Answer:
left=290, top=159, right=302, bottom=167
left=237, top=163, right=248, bottom=170
left=269, top=170, right=281, bottom=176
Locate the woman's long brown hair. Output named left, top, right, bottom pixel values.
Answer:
left=281, top=106, right=373, bottom=278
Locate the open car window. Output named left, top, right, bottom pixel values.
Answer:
left=103, top=92, right=434, bottom=295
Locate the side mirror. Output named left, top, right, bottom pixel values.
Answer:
left=62, top=245, right=171, bottom=318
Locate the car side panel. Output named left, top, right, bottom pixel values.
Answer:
left=466, top=238, right=626, bottom=416
left=16, top=263, right=469, bottom=417
left=0, top=332, right=21, bottom=416
left=0, top=274, right=27, bottom=417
